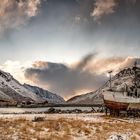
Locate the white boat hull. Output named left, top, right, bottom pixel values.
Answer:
left=102, top=91, right=140, bottom=110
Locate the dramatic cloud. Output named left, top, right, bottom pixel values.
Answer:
left=76, top=53, right=96, bottom=70
left=0, top=0, right=40, bottom=33
left=91, top=0, right=117, bottom=21
left=91, top=0, right=138, bottom=21
left=89, top=56, right=140, bottom=75
left=24, top=54, right=107, bottom=99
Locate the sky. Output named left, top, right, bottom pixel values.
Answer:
left=0, top=0, right=140, bottom=99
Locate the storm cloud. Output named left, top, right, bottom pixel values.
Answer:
left=24, top=54, right=107, bottom=99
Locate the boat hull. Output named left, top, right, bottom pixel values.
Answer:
left=102, top=91, right=140, bottom=110
left=104, top=99, right=129, bottom=110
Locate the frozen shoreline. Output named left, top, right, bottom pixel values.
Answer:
left=0, top=113, right=105, bottom=122
left=0, top=113, right=140, bottom=123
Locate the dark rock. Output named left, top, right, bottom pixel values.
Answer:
left=47, top=107, right=55, bottom=113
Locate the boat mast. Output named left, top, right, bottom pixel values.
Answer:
left=133, top=60, right=138, bottom=97
left=108, top=71, right=112, bottom=89
left=134, top=60, right=137, bottom=86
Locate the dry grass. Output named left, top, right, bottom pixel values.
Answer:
left=0, top=117, right=139, bottom=140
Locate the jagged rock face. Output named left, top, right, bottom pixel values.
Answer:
left=0, top=70, right=43, bottom=104
left=67, top=66, right=140, bottom=104
left=109, top=67, right=140, bottom=92
left=0, top=69, right=65, bottom=104
left=24, top=84, right=65, bottom=104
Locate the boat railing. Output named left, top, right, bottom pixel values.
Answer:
left=111, top=90, right=140, bottom=99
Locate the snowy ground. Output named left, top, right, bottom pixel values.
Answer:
left=0, top=113, right=140, bottom=140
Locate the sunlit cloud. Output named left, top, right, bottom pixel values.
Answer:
left=91, top=0, right=117, bottom=21
left=0, top=0, right=41, bottom=34
left=0, top=60, right=33, bottom=84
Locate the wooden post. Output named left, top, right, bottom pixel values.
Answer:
left=105, top=107, right=107, bottom=115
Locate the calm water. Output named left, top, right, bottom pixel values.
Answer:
left=0, top=107, right=99, bottom=114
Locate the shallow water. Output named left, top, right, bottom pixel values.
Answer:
left=0, top=107, right=99, bottom=114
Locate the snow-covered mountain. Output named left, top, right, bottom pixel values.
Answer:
left=0, top=70, right=44, bottom=104
left=67, top=66, right=140, bottom=104
left=0, top=69, right=65, bottom=104
left=24, top=84, right=65, bottom=104
left=67, top=87, right=105, bottom=104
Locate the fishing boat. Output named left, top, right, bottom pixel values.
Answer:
left=102, top=90, right=140, bottom=111
left=102, top=62, right=140, bottom=112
